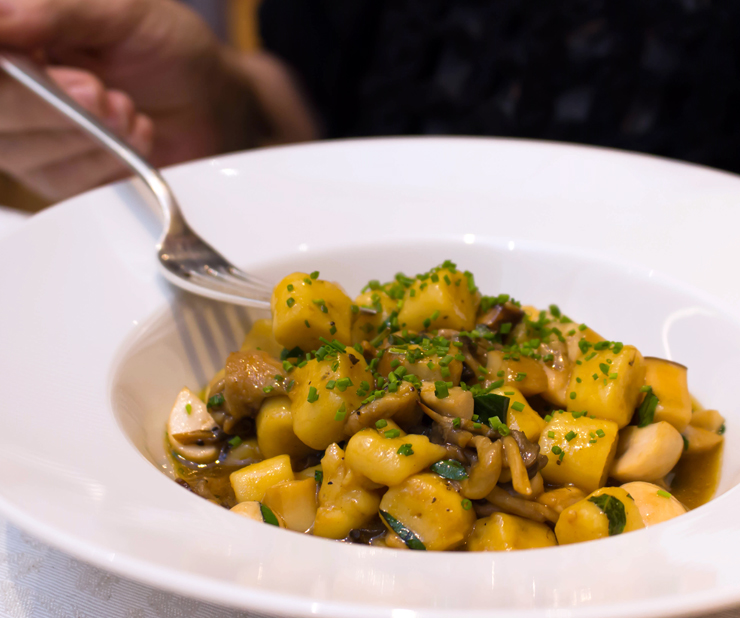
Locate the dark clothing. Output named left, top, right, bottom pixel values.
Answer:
left=260, top=1, right=740, bottom=174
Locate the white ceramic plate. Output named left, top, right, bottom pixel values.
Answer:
left=1, top=138, right=740, bottom=618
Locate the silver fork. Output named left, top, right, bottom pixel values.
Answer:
left=0, top=53, right=274, bottom=309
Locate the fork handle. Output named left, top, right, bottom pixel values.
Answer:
left=0, top=52, right=185, bottom=243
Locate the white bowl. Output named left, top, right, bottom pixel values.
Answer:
left=1, top=138, right=740, bottom=618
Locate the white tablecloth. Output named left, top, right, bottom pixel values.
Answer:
left=0, top=206, right=737, bottom=618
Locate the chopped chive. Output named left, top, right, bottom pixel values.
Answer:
left=207, top=393, right=225, bottom=408
left=461, top=499, right=472, bottom=510
left=287, top=284, right=294, bottom=292
left=578, top=324, right=588, bottom=331
left=307, top=386, right=319, bottom=403
left=326, top=380, right=336, bottom=390
left=434, top=381, right=450, bottom=399
left=511, top=401, right=525, bottom=412
left=500, top=323, right=512, bottom=334
left=185, top=403, right=192, bottom=415
left=515, top=372, right=527, bottom=382
left=657, top=490, right=672, bottom=499
left=397, top=443, right=414, bottom=456
left=596, top=429, right=606, bottom=438
left=569, top=391, right=577, bottom=400
left=551, top=445, right=562, bottom=455
left=228, top=436, right=243, bottom=448
left=286, top=297, right=295, bottom=308
left=565, top=430, right=577, bottom=442
left=314, top=469, right=323, bottom=484
left=547, top=431, right=555, bottom=439
left=375, top=419, right=388, bottom=429
left=334, top=403, right=347, bottom=421
left=263, top=385, right=274, bottom=393
left=384, top=429, right=401, bottom=439
left=310, top=270, right=320, bottom=279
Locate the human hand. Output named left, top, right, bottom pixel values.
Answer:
left=0, top=66, right=153, bottom=201
left=0, top=0, right=315, bottom=201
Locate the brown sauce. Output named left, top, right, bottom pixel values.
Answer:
left=669, top=443, right=723, bottom=510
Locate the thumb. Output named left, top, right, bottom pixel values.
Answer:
left=0, top=0, right=149, bottom=50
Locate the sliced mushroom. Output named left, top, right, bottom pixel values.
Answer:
left=681, top=424, right=723, bottom=454
left=610, top=422, right=684, bottom=483
left=536, top=486, right=586, bottom=514
left=477, top=302, right=524, bottom=333
left=167, top=387, right=219, bottom=463
left=344, top=382, right=419, bottom=436
left=460, top=436, right=502, bottom=500
left=620, top=481, right=687, bottom=527
left=420, top=383, right=474, bottom=420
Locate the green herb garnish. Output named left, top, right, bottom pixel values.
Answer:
left=431, top=459, right=469, bottom=480
left=588, top=494, right=627, bottom=536
left=637, top=388, right=659, bottom=428
left=260, top=503, right=280, bottom=526
left=380, top=511, right=426, bottom=550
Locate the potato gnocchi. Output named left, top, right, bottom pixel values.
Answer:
left=166, top=262, right=725, bottom=550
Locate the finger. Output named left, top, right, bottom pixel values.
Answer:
left=127, top=112, right=154, bottom=158
left=12, top=111, right=155, bottom=201
left=0, top=0, right=148, bottom=49
left=15, top=147, right=131, bottom=202
left=0, top=129, right=100, bottom=174
left=104, top=89, right=136, bottom=136
left=0, top=67, right=109, bottom=131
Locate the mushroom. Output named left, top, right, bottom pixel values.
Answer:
left=610, top=422, right=684, bottom=483
left=344, top=382, right=420, bottom=436
left=477, top=301, right=524, bottom=333
left=231, top=501, right=286, bottom=527
left=621, top=481, right=687, bottom=527
left=536, top=486, right=586, bottom=514
left=420, top=383, right=474, bottom=420
left=210, top=349, right=286, bottom=432
left=167, top=387, right=220, bottom=463
left=460, top=436, right=503, bottom=500
left=681, top=424, right=723, bottom=454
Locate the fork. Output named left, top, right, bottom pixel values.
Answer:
left=0, top=53, right=275, bottom=309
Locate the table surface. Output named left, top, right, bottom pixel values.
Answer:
left=0, top=205, right=737, bottom=618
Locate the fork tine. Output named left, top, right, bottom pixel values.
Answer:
left=202, top=266, right=273, bottom=297
left=222, top=265, right=273, bottom=291
left=176, top=269, right=271, bottom=309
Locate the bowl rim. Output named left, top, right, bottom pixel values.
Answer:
left=2, top=136, right=740, bottom=618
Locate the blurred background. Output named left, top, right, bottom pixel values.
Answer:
left=4, top=0, right=740, bottom=212
left=0, top=0, right=261, bottom=212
